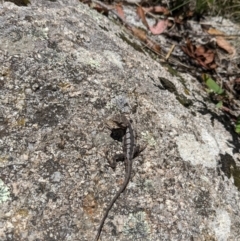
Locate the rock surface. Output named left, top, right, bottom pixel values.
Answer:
left=0, top=1, right=240, bottom=241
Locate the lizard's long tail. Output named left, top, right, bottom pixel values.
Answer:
left=94, top=160, right=131, bottom=241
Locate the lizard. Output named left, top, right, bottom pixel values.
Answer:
left=94, top=114, right=142, bottom=241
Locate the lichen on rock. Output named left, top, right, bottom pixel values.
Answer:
left=0, top=179, right=10, bottom=204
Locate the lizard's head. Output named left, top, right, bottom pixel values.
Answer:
left=105, top=114, right=129, bottom=130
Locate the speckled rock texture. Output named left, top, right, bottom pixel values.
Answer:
left=0, top=1, right=240, bottom=241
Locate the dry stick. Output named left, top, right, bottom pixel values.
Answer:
left=165, top=44, right=176, bottom=60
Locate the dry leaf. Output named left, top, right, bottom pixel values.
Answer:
left=182, top=39, right=216, bottom=69
left=149, top=19, right=168, bottom=35
left=203, top=50, right=215, bottom=64
left=153, top=6, right=169, bottom=15
left=130, top=26, right=161, bottom=54
left=136, top=6, right=149, bottom=29
left=207, top=27, right=225, bottom=36
left=215, top=36, right=235, bottom=55
left=145, top=38, right=161, bottom=53
left=182, top=39, right=195, bottom=58
left=207, top=27, right=235, bottom=55
left=114, top=4, right=125, bottom=21
left=143, top=6, right=169, bottom=15
left=131, top=26, right=147, bottom=42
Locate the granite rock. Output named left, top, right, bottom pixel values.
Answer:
left=0, top=1, right=240, bottom=241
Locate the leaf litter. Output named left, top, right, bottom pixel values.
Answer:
left=82, top=0, right=240, bottom=133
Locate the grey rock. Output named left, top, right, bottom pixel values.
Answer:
left=0, top=1, right=240, bottom=241
left=51, top=171, right=62, bottom=183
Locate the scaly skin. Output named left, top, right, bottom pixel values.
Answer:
left=95, top=115, right=135, bottom=241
